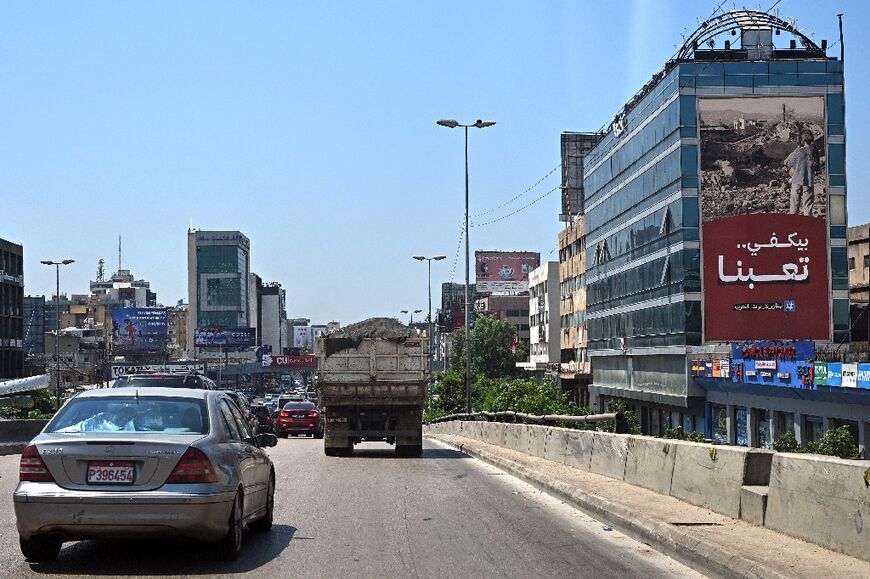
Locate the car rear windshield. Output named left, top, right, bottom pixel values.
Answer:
left=251, top=406, right=270, bottom=417
left=47, top=397, right=209, bottom=435
left=113, top=375, right=203, bottom=388
left=283, top=401, right=316, bottom=411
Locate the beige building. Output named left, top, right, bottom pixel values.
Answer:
left=849, top=223, right=869, bottom=303
left=474, top=295, right=529, bottom=341
left=557, top=216, right=591, bottom=405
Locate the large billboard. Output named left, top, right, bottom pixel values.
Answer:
left=699, top=96, right=830, bottom=341
left=111, top=308, right=168, bottom=353
left=475, top=251, right=540, bottom=293
left=293, top=325, right=311, bottom=348
left=194, top=327, right=256, bottom=347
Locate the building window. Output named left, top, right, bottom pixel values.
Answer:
left=849, top=256, right=855, bottom=270
left=865, top=254, right=869, bottom=268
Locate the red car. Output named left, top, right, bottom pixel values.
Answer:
left=277, top=401, right=323, bottom=438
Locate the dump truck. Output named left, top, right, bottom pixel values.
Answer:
left=316, top=317, right=428, bottom=457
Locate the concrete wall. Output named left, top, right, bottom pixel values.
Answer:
left=0, top=419, right=49, bottom=455
left=765, top=452, right=870, bottom=561
left=426, top=420, right=870, bottom=562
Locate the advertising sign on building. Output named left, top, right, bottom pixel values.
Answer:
left=730, top=341, right=814, bottom=388
left=826, top=363, right=843, bottom=387
left=857, top=364, right=870, bottom=389
left=475, top=251, right=540, bottom=293
left=111, top=362, right=206, bottom=379
left=813, top=361, right=827, bottom=386
left=194, top=327, right=255, bottom=347
left=841, top=363, right=858, bottom=388
left=111, top=308, right=168, bottom=353
left=699, top=96, right=830, bottom=342
left=261, top=354, right=318, bottom=368
left=293, top=325, right=311, bottom=348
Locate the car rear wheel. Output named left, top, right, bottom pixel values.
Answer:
left=218, top=492, right=243, bottom=560
left=251, top=473, right=274, bottom=532
left=20, top=535, right=61, bottom=561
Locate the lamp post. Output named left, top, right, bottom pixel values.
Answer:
left=436, top=118, right=495, bottom=415
left=400, top=309, right=423, bottom=325
left=40, top=259, right=75, bottom=407
left=412, top=255, right=446, bottom=371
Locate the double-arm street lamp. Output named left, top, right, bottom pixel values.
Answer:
left=400, top=309, right=423, bottom=325
left=40, top=259, right=75, bottom=407
left=412, top=255, right=446, bottom=371
left=436, top=118, right=495, bottom=415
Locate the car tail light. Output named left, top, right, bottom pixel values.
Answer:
left=307, top=411, right=319, bottom=418
left=279, top=410, right=289, bottom=418
left=20, top=445, right=54, bottom=482
left=166, top=447, right=218, bottom=484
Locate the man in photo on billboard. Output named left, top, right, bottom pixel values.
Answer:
left=784, top=133, right=816, bottom=216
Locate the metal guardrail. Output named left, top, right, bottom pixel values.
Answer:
left=427, top=410, right=620, bottom=426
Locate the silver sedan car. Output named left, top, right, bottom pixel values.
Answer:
left=14, top=387, right=277, bottom=561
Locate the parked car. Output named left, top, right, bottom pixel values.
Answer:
left=13, top=387, right=277, bottom=561
left=276, top=400, right=323, bottom=438
left=250, top=404, right=275, bottom=434
left=112, top=372, right=217, bottom=390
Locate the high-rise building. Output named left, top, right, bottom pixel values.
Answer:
left=187, top=230, right=251, bottom=352
left=579, top=9, right=854, bottom=446
left=260, top=282, right=286, bottom=354
left=23, top=296, right=46, bottom=356
left=0, top=238, right=24, bottom=379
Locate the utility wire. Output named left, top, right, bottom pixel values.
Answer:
left=472, top=184, right=561, bottom=228
left=471, top=163, right=561, bottom=219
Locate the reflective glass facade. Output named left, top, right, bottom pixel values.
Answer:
left=584, top=57, right=847, bottom=400
left=190, top=232, right=250, bottom=331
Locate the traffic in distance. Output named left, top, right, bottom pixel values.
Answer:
left=12, top=318, right=427, bottom=562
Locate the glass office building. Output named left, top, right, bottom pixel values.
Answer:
left=187, top=230, right=251, bottom=352
left=582, top=10, right=848, bottom=436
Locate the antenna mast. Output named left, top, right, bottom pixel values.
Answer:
left=118, top=235, right=122, bottom=272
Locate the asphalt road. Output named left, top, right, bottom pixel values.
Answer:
left=0, top=438, right=706, bottom=578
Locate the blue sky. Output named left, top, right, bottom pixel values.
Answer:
left=3, top=1, right=867, bottom=325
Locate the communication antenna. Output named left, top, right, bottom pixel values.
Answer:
left=118, top=235, right=122, bottom=272
left=97, top=259, right=105, bottom=282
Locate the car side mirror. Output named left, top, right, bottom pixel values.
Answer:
left=257, top=433, right=278, bottom=448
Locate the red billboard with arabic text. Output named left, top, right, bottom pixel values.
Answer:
left=702, top=214, right=829, bottom=341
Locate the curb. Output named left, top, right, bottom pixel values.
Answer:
left=429, top=434, right=789, bottom=579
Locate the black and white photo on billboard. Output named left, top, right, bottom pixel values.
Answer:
left=698, top=96, right=826, bottom=222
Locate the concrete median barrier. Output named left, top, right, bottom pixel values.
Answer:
left=623, top=436, right=678, bottom=495
left=589, top=432, right=629, bottom=481
left=542, top=427, right=570, bottom=464
left=765, top=452, right=870, bottom=562
left=564, top=429, right=594, bottom=472
left=0, top=419, right=49, bottom=456
left=669, top=443, right=770, bottom=519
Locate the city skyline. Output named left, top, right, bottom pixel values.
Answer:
left=4, top=1, right=867, bottom=324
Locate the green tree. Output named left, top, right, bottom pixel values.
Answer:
left=450, top=316, right=519, bottom=379
left=427, top=369, right=468, bottom=417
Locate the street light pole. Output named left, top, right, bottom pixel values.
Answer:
left=413, top=255, right=446, bottom=372
left=40, top=259, right=75, bottom=408
left=436, top=118, right=495, bottom=415
left=400, top=309, right=422, bottom=325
